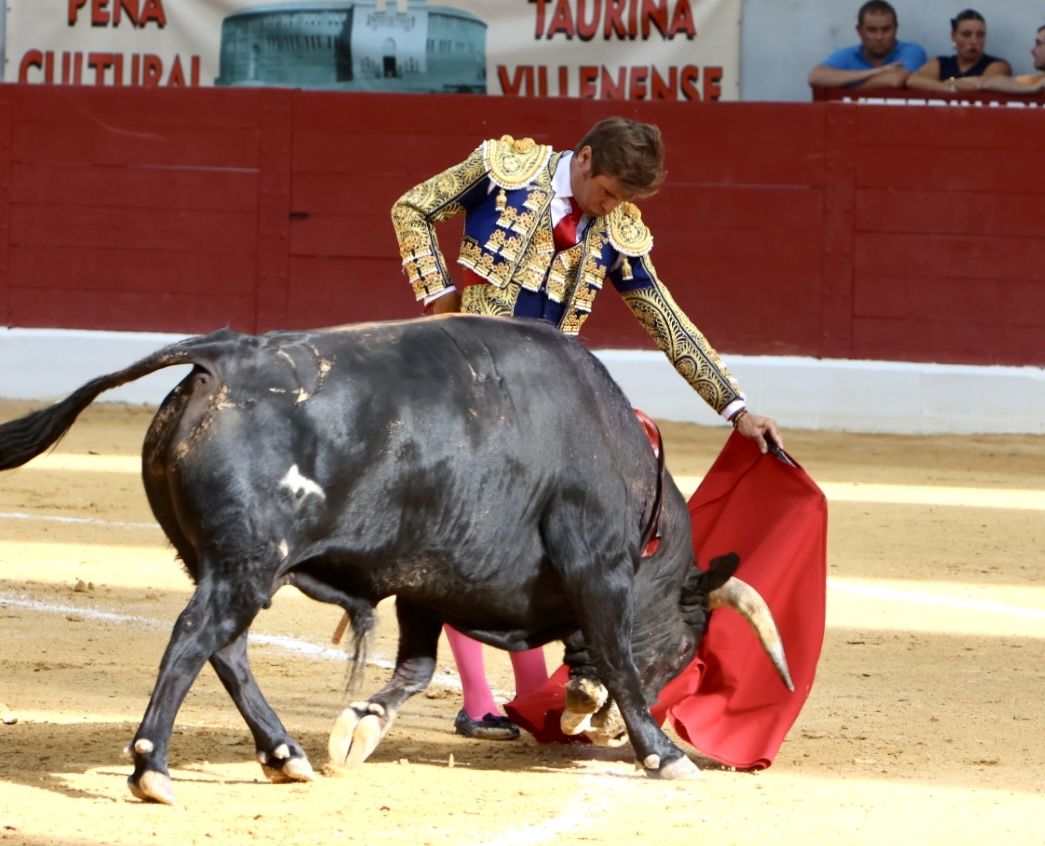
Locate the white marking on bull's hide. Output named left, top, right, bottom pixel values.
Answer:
left=268, top=387, right=287, bottom=394
left=278, top=540, right=289, bottom=560
left=134, top=738, right=154, bottom=755
left=280, top=465, right=326, bottom=503
left=306, top=344, right=332, bottom=374
left=294, top=388, right=311, bottom=404
left=276, top=350, right=296, bottom=370
left=273, top=743, right=290, bottom=760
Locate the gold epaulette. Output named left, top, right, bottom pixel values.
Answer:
left=482, top=135, right=553, bottom=190
left=607, top=202, right=654, bottom=256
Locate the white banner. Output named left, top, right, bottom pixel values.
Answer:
left=4, top=0, right=740, bottom=100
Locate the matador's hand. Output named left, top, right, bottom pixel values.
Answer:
left=423, top=290, right=462, bottom=316
left=734, top=410, right=784, bottom=454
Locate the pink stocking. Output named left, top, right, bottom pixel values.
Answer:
left=509, top=647, right=549, bottom=697
left=444, top=626, right=499, bottom=719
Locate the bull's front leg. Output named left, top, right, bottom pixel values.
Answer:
left=327, top=600, right=441, bottom=769
left=564, top=574, right=698, bottom=780
left=209, top=632, right=314, bottom=784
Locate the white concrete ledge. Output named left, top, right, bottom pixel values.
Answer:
left=0, top=328, right=192, bottom=405
left=598, top=350, right=1045, bottom=435
left=1, top=328, right=1042, bottom=434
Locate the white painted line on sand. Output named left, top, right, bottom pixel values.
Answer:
left=0, top=594, right=465, bottom=689
left=828, top=579, right=1045, bottom=620
left=0, top=511, right=159, bottom=531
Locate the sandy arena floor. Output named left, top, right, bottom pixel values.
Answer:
left=0, top=400, right=1042, bottom=846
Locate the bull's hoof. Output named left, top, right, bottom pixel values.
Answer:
left=586, top=700, right=628, bottom=747
left=560, top=709, right=593, bottom=736
left=327, top=702, right=395, bottom=769
left=127, top=769, right=176, bottom=805
left=646, top=754, right=702, bottom=780
left=588, top=730, right=629, bottom=748
left=259, top=744, right=315, bottom=784
left=561, top=677, right=608, bottom=736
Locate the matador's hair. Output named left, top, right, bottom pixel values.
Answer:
left=574, top=117, right=666, bottom=199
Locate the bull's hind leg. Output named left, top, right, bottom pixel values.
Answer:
left=328, top=600, right=441, bottom=769
left=126, top=576, right=273, bottom=804
left=209, top=632, right=315, bottom=784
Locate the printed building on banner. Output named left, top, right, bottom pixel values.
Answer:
left=214, top=0, right=486, bottom=92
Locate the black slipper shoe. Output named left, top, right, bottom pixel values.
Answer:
left=453, top=709, right=521, bottom=740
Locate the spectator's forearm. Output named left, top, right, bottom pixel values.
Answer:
left=905, top=74, right=951, bottom=92
left=808, top=66, right=875, bottom=88
left=981, top=76, right=1043, bottom=94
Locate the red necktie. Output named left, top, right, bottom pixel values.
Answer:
left=552, top=197, right=582, bottom=253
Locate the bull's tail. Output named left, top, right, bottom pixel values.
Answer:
left=0, top=330, right=238, bottom=471
left=331, top=603, right=376, bottom=695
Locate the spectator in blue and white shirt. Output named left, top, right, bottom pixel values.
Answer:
left=808, top=1, right=927, bottom=91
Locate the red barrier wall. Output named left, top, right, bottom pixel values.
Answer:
left=0, top=84, right=1042, bottom=367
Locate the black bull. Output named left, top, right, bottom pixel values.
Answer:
left=0, top=315, right=790, bottom=804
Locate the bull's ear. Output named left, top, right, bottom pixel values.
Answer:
left=680, top=553, right=740, bottom=626
left=697, top=552, right=740, bottom=593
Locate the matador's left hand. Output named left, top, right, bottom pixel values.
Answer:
left=734, top=411, right=783, bottom=454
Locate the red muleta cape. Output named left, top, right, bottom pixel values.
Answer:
left=505, top=431, right=827, bottom=770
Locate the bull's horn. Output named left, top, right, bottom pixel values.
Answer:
left=708, top=577, right=794, bottom=692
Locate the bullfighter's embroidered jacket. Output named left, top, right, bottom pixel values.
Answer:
left=391, top=135, right=744, bottom=414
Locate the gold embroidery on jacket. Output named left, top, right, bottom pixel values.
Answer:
left=496, top=205, right=519, bottom=230
left=516, top=224, right=556, bottom=292
left=483, top=229, right=523, bottom=264
left=573, top=282, right=598, bottom=312
left=392, top=149, right=488, bottom=299
left=581, top=252, right=605, bottom=290
left=620, top=256, right=744, bottom=413
left=546, top=246, right=583, bottom=303
left=462, top=283, right=516, bottom=316
left=499, top=234, right=524, bottom=262
left=560, top=309, right=587, bottom=335
left=555, top=225, right=608, bottom=326
left=483, top=136, right=553, bottom=189
left=511, top=209, right=536, bottom=236
left=460, top=238, right=513, bottom=288
left=524, top=188, right=551, bottom=210
left=485, top=229, right=506, bottom=252
left=607, top=202, right=654, bottom=256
